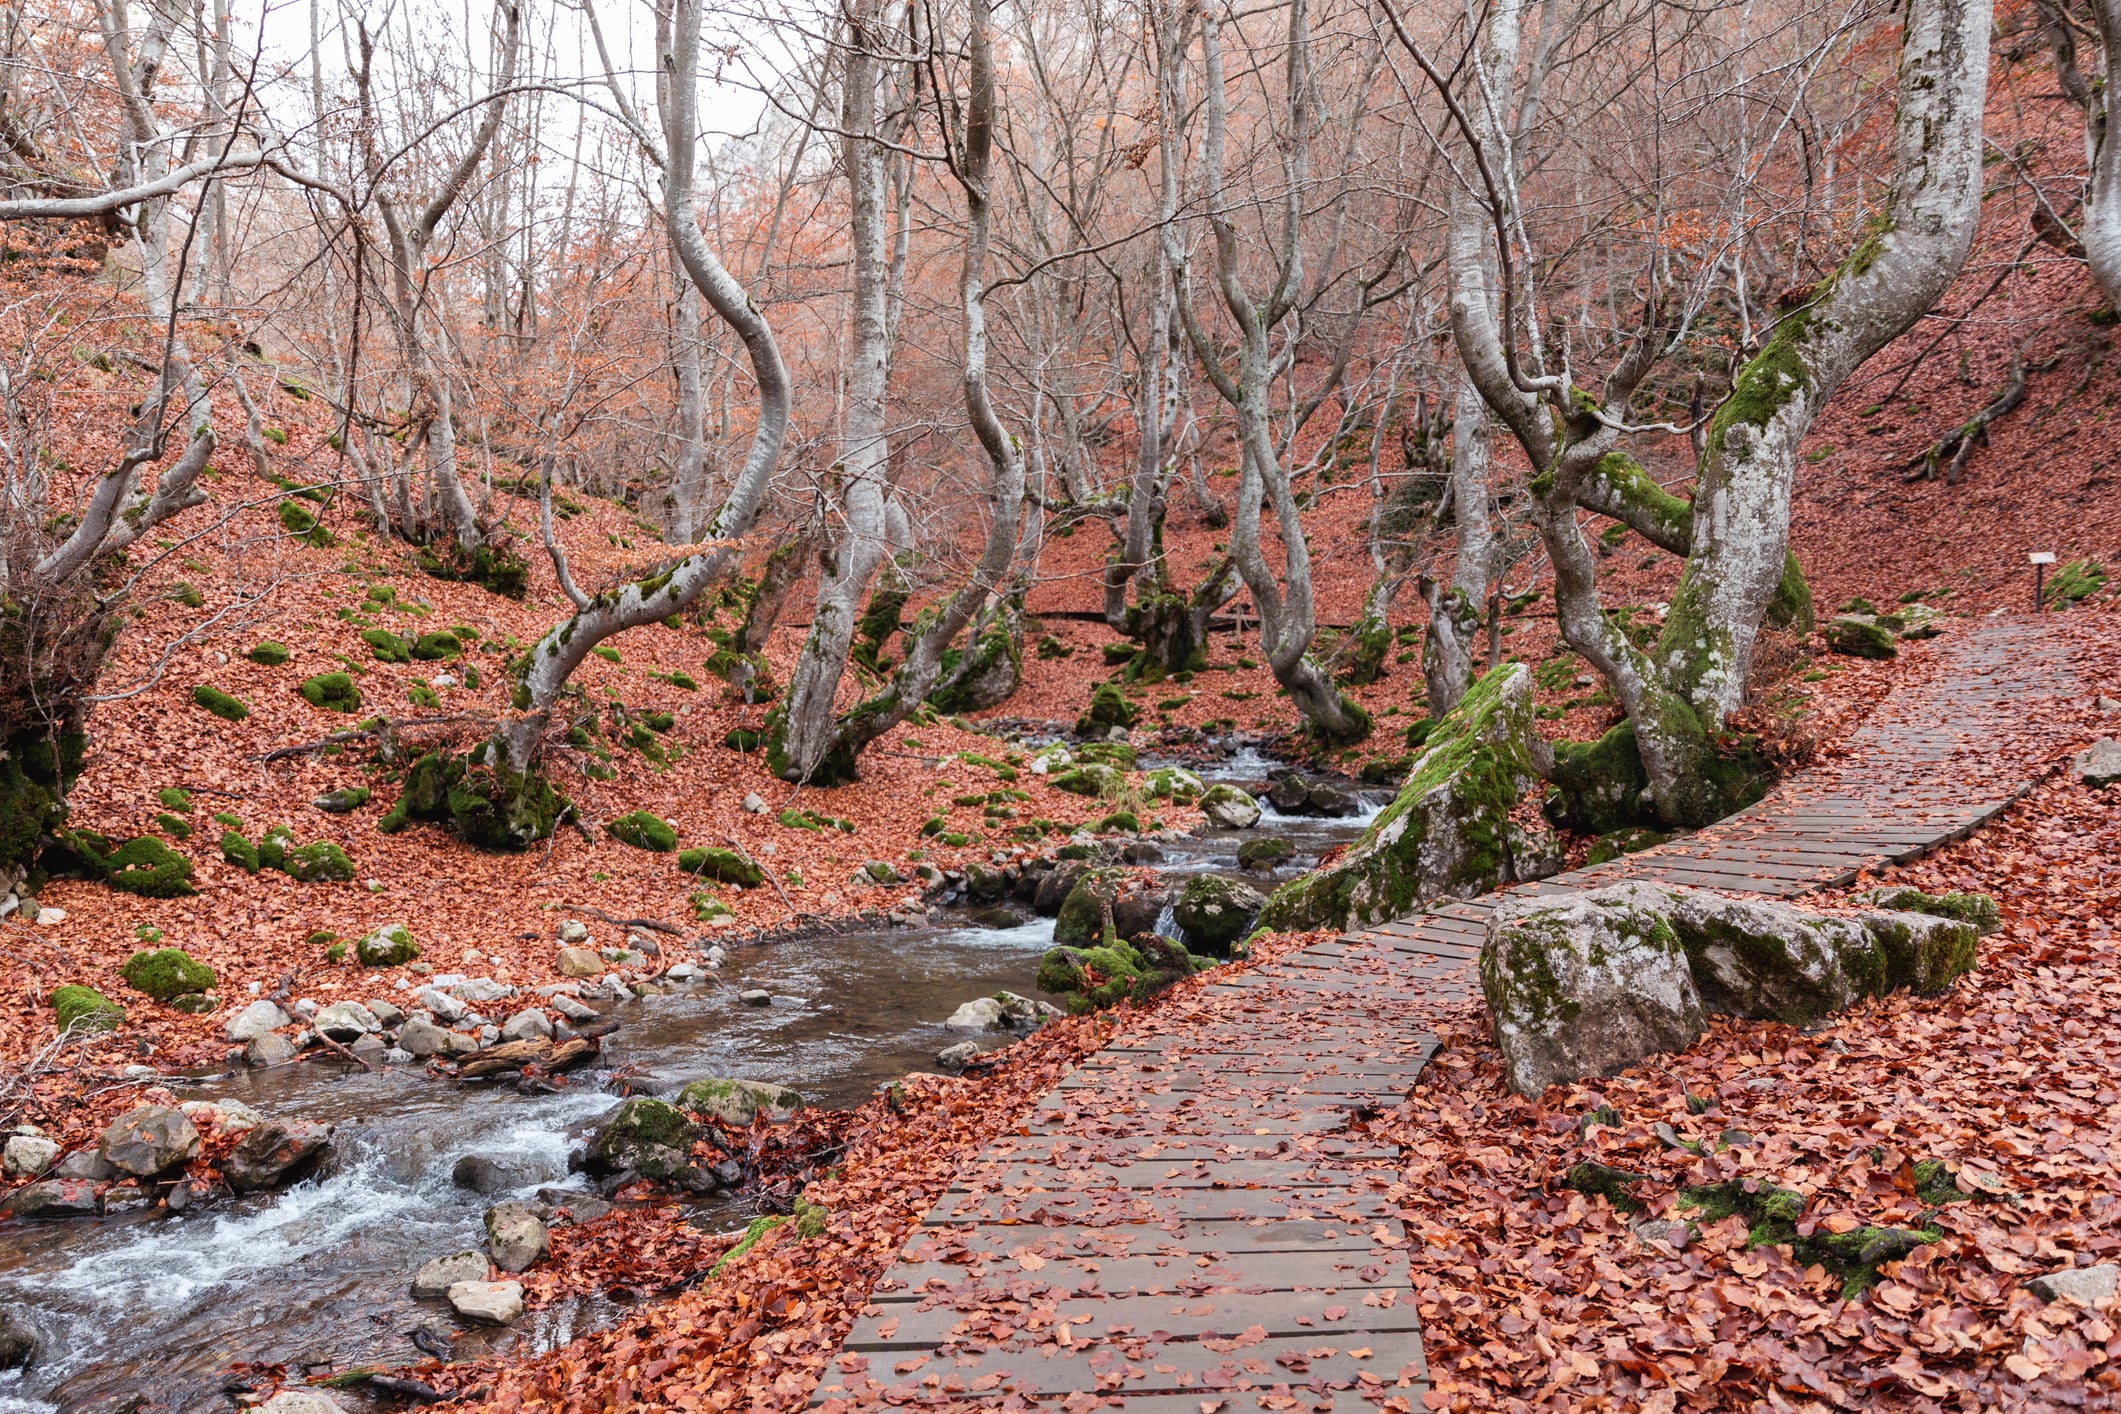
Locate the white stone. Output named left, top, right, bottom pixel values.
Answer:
left=413, top=986, right=469, bottom=1022
left=500, top=1008, right=553, bottom=1042
left=3, top=1134, right=59, bottom=1177
left=446, top=1279, right=525, bottom=1324
left=666, top=962, right=703, bottom=982
left=225, top=999, right=290, bottom=1042
left=2027, top=1264, right=2119, bottom=1306
left=32, top=905, right=64, bottom=926
left=944, top=997, right=1006, bottom=1031
left=737, top=988, right=771, bottom=1007
left=549, top=993, right=597, bottom=1023
left=429, top=672, right=458, bottom=689
left=312, top=1001, right=381, bottom=1040
left=742, top=792, right=767, bottom=813
left=558, top=919, right=590, bottom=944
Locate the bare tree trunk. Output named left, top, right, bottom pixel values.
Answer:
left=776, top=0, right=900, bottom=782
left=1421, top=379, right=1494, bottom=717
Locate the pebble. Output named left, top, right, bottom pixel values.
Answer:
left=742, top=792, right=767, bottom=813
left=738, top=989, right=771, bottom=1007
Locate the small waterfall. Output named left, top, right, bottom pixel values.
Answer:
left=1154, top=902, right=1183, bottom=944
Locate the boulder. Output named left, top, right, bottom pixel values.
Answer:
left=3, top=1134, right=58, bottom=1178
left=501, top=1008, right=554, bottom=1042
left=549, top=993, right=598, bottom=1023
left=936, top=1040, right=982, bottom=1070
left=225, top=998, right=290, bottom=1041
left=1053, top=868, right=1166, bottom=944
left=447, top=1279, right=525, bottom=1325
left=2074, top=738, right=2121, bottom=789
left=393, top=1016, right=449, bottom=1057
left=944, top=996, right=1008, bottom=1031
left=555, top=947, right=603, bottom=978
left=0, top=1309, right=37, bottom=1369
left=737, top=988, right=771, bottom=1007
left=256, top=1392, right=348, bottom=1414
left=1236, top=837, right=1294, bottom=871
left=1261, top=664, right=1553, bottom=932
left=52, top=1150, right=113, bottom=1181
left=119, top=947, right=215, bottom=1002
left=1823, top=614, right=1897, bottom=660
left=2026, top=1264, right=2119, bottom=1306
left=677, top=1078, right=804, bottom=1126
left=367, top=999, right=405, bottom=1028
left=1037, top=934, right=1196, bottom=1015
left=1852, top=886, right=1999, bottom=935
left=586, top=1097, right=698, bottom=1178
left=1032, top=860, right=1089, bottom=914
left=226, top=1121, right=334, bottom=1193
left=1171, top=875, right=1266, bottom=956
left=484, top=1200, right=549, bottom=1272
left=1480, top=884, right=1706, bottom=1097
left=943, top=991, right=1049, bottom=1032
left=312, top=1000, right=380, bottom=1040
left=8, top=1178, right=99, bottom=1218
left=1858, top=908, right=1980, bottom=995
left=98, top=1104, right=202, bottom=1176
left=248, top=1032, right=298, bottom=1067
left=453, top=1154, right=531, bottom=1195
left=356, top=923, right=420, bottom=967
left=412, top=1249, right=489, bottom=1297
left=1197, top=784, right=1262, bottom=829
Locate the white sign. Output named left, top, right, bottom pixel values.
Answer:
left=2028, top=552, right=2057, bottom=565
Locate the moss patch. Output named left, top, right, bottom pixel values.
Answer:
left=193, top=684, right=249, bottom=722
left=677, top=847, right=763, bottom=888
left=300, top=673, right=363, bottom=713
left=53, top=984, right=123, bottom=1034
left=607, top=810, right=678, bottom=851
left=120, top=948, right=215, bottom=1001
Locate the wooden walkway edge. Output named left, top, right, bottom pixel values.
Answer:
left=817, top=619, right=2081, bottom=1413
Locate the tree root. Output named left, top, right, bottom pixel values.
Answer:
left=1904, top=342, right=2047, bottom=485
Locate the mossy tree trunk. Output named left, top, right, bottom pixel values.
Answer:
left=1418, top=0, right=1989, bottom=825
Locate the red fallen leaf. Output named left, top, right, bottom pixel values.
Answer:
left=1232, top=1324, right=1268, bottom=1348
left=1322, top=1304, right=1348, bottom=1321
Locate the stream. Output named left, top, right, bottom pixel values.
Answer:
left=0, top=752, right=1382, bottom=1414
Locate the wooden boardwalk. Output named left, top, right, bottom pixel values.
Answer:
left=818, top=620, right=2080, bottom=1412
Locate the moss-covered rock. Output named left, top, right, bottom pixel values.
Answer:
left=105, top=837, right=196, bottom=897
left=1585, top=826, right=1670, bottom=865
left=1073, top=741, right=1136, bottom=770
left=926, top=616, right=1023, bottom=714
left=1853, top=886, right=1999, bottom=935
left=157, top=787, right=192, bottom=812
left=1075, top=682, right=1138, bottom=736
left=248, top=641, right=290, bottom=666
left=1172, top=874, right=1265, bottom=956
left=586, top=1097, right=699, bottom=1179
left=155, top=812, right=192, bottom=841
left=360, top=629, right=411, bottom=663
left=411, top=631, right=462, bottom=661
left=193, top=684, right=249, bottom=722
left=1053, top=868, right=1125, bottom=945
left=355, top=923, right=419, bottom=966
left=1676, top=1179, right=1935, bottom=1297
left=120, top=948, right=215, bottom=1001
left=389, top=749, right=569, bottom=851
left=1047, top=763, right=1120, bottom=797
left=1037, top=934, right=1194, bottom=1014
left=312, top=786, right=371, bottom=815
left=1198, top=783, right=1262, bottom=829
left=1260, top=664, right=1550, bottom=933
left=220, top=830, right=259, bottom=872
left=1860, top=909, right=1978, bottom=994
left=676, top=1078, right=804, bottom=1126
left=1823, top=615, right=1897, bottom=660
left=300, top=673, right=362, bottom=713
left=607, top=810, right=678, bottom=851
left=1237, top=836, right=1294, bottom=870
left=53, top=984, right=123, bottom=1034
left=677, top=847, right=763, bottom=887
left=284, top=841, right=355, bottom=882
left=1144, top=766, right=1203, bottom=802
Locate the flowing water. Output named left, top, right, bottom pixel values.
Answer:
left=0, top=766, right=1385, bottom=1414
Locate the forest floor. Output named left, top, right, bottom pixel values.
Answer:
left=5, top=66, right=2121, bottom=1414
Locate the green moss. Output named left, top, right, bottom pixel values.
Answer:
left=284, top=841, right=355, bottom=882
left=52, top=984, right=123, bottom=1034
left=1766, top=550, right=1815, bottom=634
left=411, top=631, right=462, bottom=661
left=1095, top=810, right=1139, bottom=833
left=2046, top=558, right=2108, bottom=606
left=1585, top=826, right=1670, bottom=865
left=592, top=644, right=621, bottom=664
left=1709, top=302, right=1815, bottom=449
left=120, top=947, right=216, bottom=1001
left=104, top=837, right=195, bottom=897
left=1861, top=887, right=1999, bottom=935
left=1562, top=1161, right=1646, bottom=1214
left=313, top=786, right=371, bottom=814
left=220, top=830, right=259, bottom=871
left=193, top=684, right=250, bottom=721
left=300, top=673, right=362, bottom=713
left=607, top=810, right=678, bottom=851
left=677, top=847, right=763, bottom=887
left=158, top=787, right=192, bottom=812
left=1823, top=616, right=1897, bottom=660
left=1586, top=452, right=1690, bottom=548
left=1075, top=682, right=1138, bottom=735
left=1678, top=1179, right=1936, bottom=1297
left=356, top=923, right=419, bottom=966
left=154, top=812, right=191, bottom=841
left=1237, top=837, right=1295, bottom=870
left=415, top=540, right=529, bottom=599
left=278, top=499, right=335, bottom=547
left=1864, top=913, right=1978, bottom=994
left=361, top=628, right=411, bottom=663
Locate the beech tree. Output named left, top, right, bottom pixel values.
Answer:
left=1391, top=0, right=1993, bottom=824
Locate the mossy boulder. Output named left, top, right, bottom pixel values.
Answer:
left=220, top=830, right=260, bottom=872
left=355, top=923, right=419, bottom=966
left=1237, top=836, right=1294, bottom=870
left=312, top=786, right=371, bottom=814
left=1144, top=766, right=1203, bottom=802
left=120, top=948, right=216, bottom=1001
left=1480, top=882, right=1706, bottom=1096
left=607, top=811, right=678, bottom=852
left=361, top=629, right=411, bottom=663
left=1823, top=615, right=1897, bottom=660
left=1171, top=874, right=1265, bottom=956
left=1075, top=682, right=1138, bottom=736
left=411, top=631, right=463, bottom=661
left=1047, top=763, right=1121, bottom=797
left=1543, top=722, right=1653, bottom=835
left=248, top=641, right=291, bottom=666
left=192, top=685, right=250, bottom=722
left=1037, top=934, right=1194, bottom=1014
left=1053, top=868, right=1126, bottom=945
left=676, top=1078, right=804, bottom=1127
left=1260, top=664, right=1551, bottom=933
left=388, top=749, right=569, bottom=850
left=300, top=673, right=362, bottom=713
left=586, top=1097, right=698, bottom=1179
left=1861, top=909, right=1979, bottom=994
left=105, top=837, right=196, bottom=897
left=53, top=984, right=123, bottom=1034
left=677, top=847, right=763, bottom=888
left=284, top=841, right=355, bottom=883
left=1074, top=741, right=1138, bottom=770
left=1198, top=783, right=1262, bottom=829
left=1585, top=826, right=1669, bottom=865
left=1853, top=886, right=1999, bottom=935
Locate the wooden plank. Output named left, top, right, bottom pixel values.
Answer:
left=899, top=1219, right=1397, bottom=1263
left=846, top=1284, right=1419, bottom=1351
left=927, top=1186, right=1397, bottom=1226
left=875, top=1248, right=1410, bottom=1299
